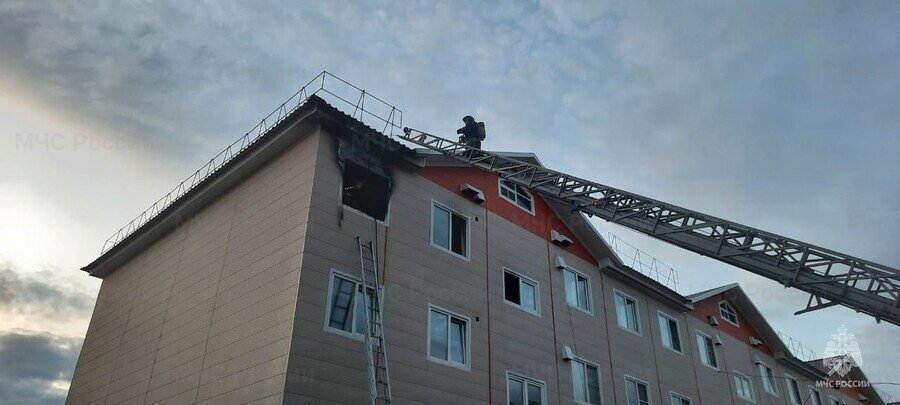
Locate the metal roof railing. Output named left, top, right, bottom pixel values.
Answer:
left=776, top=330, right=819, bottom=362
left=99, top=71, right=402, bottom=254
left=607, top=233, right=679, bottom=292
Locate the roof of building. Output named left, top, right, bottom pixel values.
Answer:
left=84, top=91, right=695, bottom=311
left=82, top=94, right=413, bottom=277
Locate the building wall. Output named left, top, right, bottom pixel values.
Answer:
left=281, top=126, right=863, bottom=405
left=69, top=117, right=868, bottom=405
left=67, top=125, right=320, bottom=405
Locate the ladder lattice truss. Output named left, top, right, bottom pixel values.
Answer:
left=399, top=128, right=900, bottom=326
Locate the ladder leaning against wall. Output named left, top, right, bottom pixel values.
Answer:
left=357, top=237, right=392, bottom=404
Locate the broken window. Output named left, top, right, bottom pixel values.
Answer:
left=339, top=144, right=391, bottom=221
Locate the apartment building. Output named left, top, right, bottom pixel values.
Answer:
left=67, top=95, right=883, bottom=404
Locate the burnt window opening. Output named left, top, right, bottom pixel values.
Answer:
left=342, top=161, right=391, bottom=221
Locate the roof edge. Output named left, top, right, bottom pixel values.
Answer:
left=82, top=95, right=412, bottom=278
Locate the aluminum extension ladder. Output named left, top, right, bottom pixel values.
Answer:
left=357, top=237, right=392, bottom=404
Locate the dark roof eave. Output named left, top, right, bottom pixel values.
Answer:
left=603, top=264, right=694, bottom=311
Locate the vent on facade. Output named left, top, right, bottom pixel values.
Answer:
left=459, top=183, right=485, bottom=204
left=750, top=337, right=764, bottom=347
left=555, top=255, right=568, bottom=269
left=339, top=143, right=391, bottom=221
left=714, top=335, right=724, bottom=346
left=561, top=345, right=575, bottom=361
left=708, top=315, right=720, bottom=326
left=550, top=230, right=574, bottom=246
left=858, top=394, right=868, bottom=401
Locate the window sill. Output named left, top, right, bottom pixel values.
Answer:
left=323, top=326, right=365, bottom=342
left=503, top=299, right=541, bottom=317
left=430, top=242, right=471, bottom=262
left=566, top=303, right=594, bottom=316
left=426, top=355, right=470, bottom=371
left=617, top=324, right=642, bottom=337
left=662, top=345, right=684, bottom=356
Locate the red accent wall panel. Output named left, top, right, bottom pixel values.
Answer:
left=421, top=166, right=597, bottom=265
left=690, top=294, right=775, bottom=357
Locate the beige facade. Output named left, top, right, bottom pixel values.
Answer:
left=69, top=97, right=880, bottom=404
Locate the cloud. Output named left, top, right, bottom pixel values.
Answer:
left=0, top=330, right=82, bottom=405
left=0, top=262, right=98, bottom=338
left=1, top=0, right=899, bottom=401
left=0, top=267, right=94, bottom=316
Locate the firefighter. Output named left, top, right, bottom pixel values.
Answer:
left=457, top=115, right=485, bottom=149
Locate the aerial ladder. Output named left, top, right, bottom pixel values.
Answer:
left=398, top=127, right=900, bottom=326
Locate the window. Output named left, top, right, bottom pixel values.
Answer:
left=615, top=291, right=640, bottom=334
left=564, top=268, right=592, bottom=313
left=431, top=202, right=468, bottom=258
left=808, top=388, right=823, bottom=405
left=499, top=179, right=534, bottom=213
left=719, top=301, right=739, bottom=326
left=571, top=359, right=602, bottom=404
left=784, top=375, right=802, bottom=405
left=696, top=332, right=718, bottom=369
left=625, top=377, right=650, bottom=405
left=428, top=306, right=469, bottom=368
left=658, top=312, right=682, bottom=352
left=325, top=272, right=374, bottom=337
left=341, top=160, right=391, bottom=221
left=670, top=392, right=691, bottom=405
left=828, top=397, right=841, bottom=405
left=733, top=371, right=754, bottom=401
left=507, top=373, right=545, bottom=405
left=504, top=269, right=539, bottom=314
left=758, top=362, right=777, bottom=395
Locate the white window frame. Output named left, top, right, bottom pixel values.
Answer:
left=670, top=391, right=691, bottom=405
left=506, top=371, right=547, bottom=405
left=657, top=311, right=682, bottom=353
left=808, top=387, right=823, bottom=405
left=624, top=375, right=651, bottom=405
left=757, top=361, right=778, bottom=396
left=571, top=357, right=603, bottom=405
left=499, top=178, right=536, bottom=214
left=426, top=304, right=471, bottom=370
left=784, top=374, right=802, bottom=405
left=695, top=331, right=719, bottom=370
left=614, top=290, right=641, bottom=336
left=718, top=300, right=739, bottom=326
left=733, top=370, right=755, bottom=402
left=323, top=269, right=372, bottom=341
left=430, top=200, right=471, bottom=260
left=502, top=268, right=541, bottom=316
left=563, top=266, right=593, bottom=314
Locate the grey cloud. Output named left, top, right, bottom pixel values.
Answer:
left=2, top=0, right=898, bottom=399
left=0, top=267, right=95, bottom=317
left=0, top=331, right=82, bottom=405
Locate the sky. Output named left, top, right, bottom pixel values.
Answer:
left=0, top=1, right=898, bottom=402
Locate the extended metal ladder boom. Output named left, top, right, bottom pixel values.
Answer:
left=399, top=128, right=900, bottom=326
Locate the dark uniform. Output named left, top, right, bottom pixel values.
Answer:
left=457, top=115, right=485, bottom=149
